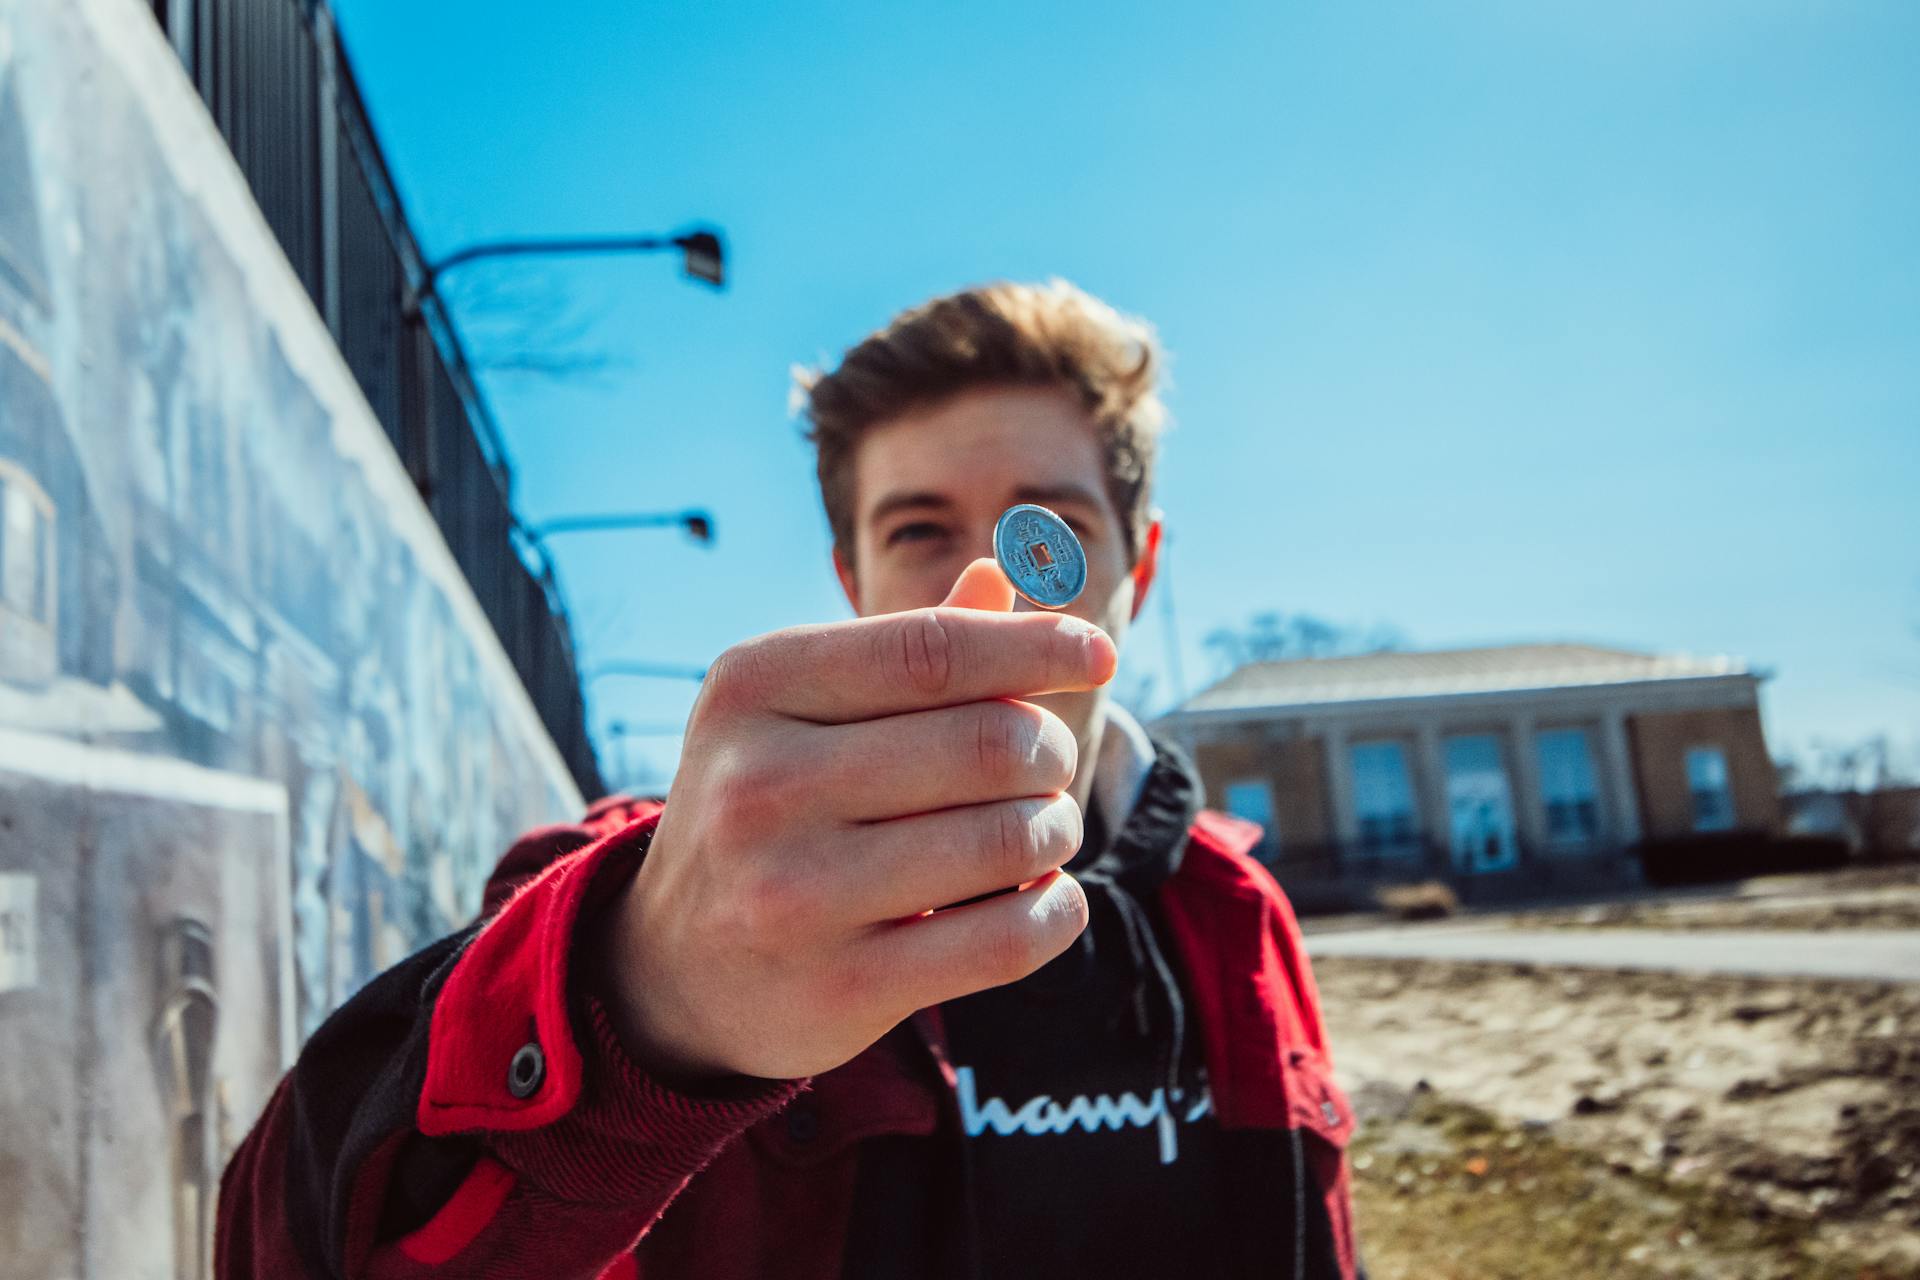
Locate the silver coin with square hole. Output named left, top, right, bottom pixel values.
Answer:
left=993, top=504, right=1087, bottom=610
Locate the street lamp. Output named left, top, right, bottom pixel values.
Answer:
left=600, top=720, right=690, bottom=797
left=528, top=509, right=714, bottom=547
left=515, top=508, right=715, bottom=611
left=595, top=690, right=701, bottom=795
left=606, top=719, right=689, bottom=738
left=405, top=226, right=727, bottom=317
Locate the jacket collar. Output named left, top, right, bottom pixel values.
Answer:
left=1073, top=704, right=1203, bottom=894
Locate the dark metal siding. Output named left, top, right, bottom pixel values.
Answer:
left=148, top=0, right=603, bottom=798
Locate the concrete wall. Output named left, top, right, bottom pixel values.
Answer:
left=0, top=2, right=583, bottom=1274
left=1627, top=706, right=1782, bottom=840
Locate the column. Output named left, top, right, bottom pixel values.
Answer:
left=1508, top=712, right=1549, bottom=855
left=1321, top=723, right=1358, bottom=849
left=1413, top=722, right=1450, bottom=873
left=1597, top=709, right=1643, bottom=846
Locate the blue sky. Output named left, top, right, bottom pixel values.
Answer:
left=329, top=0, right=1919, bottom=789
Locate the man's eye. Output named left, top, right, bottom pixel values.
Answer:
left=1048, top=514, right=1094, bottom=540
left=886, top=522, right=949, bottom=547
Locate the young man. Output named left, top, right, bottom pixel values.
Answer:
left=218, top=280, right=1360, bottom=1279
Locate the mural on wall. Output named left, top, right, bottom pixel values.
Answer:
left=0, top=2, right=583, bottom=1274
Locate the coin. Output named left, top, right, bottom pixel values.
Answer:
left=993, top=504, right=1087, bottom=610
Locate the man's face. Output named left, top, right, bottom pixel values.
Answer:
left=835, top=385, right=1160, bottom=775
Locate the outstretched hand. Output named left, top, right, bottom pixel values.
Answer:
left=595, top=559, right=1109, bottom=1081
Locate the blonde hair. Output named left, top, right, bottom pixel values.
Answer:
left=793, top=279, right=1168, bottom=562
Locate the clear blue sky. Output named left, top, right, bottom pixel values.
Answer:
left=329, top=0, right=1919, bottom=789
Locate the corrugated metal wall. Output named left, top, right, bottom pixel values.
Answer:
left=149, top=0, right=602, bottom=797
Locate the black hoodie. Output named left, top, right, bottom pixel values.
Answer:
left=840, top=718, right=1312, bottom=1279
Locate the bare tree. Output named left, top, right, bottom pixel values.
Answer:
left=442, top=266, right=625, bottom=383
left=1203, top=611, right=1404, bottom=677
left=1787, top=734, right=1918, bottom=861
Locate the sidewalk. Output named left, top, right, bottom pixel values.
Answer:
left=1306, top=924, right=1920, bottom=982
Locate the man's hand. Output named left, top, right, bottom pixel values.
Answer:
left=595, top=560, right=1114, bottom=1081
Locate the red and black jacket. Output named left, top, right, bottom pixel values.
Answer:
left=216, top=795, right=1359, bottom=1279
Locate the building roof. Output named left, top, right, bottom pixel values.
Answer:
left=1171, top=643, right=1754, bottom=717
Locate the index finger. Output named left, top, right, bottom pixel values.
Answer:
left=720, top=607, right=1117, bottom=725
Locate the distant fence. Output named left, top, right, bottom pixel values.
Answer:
left=144, top=0, right=602, bottom=797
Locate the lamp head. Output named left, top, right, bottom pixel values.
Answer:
left=676, top=230, right=726, bottom=288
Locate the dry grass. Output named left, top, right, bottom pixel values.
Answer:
left=1351, top=1092, right=1915, bottom=1280
left=1502, top=865, right=1920, bottom=933
left=1374, top=880, right=1461, bottom=921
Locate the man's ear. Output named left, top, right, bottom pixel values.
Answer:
left=1127, top=517, right=1164, bottom=623
left=833, top=544, right=861, bottom=615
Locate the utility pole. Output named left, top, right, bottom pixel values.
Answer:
left=1159, top=530, right=1187, bottom=710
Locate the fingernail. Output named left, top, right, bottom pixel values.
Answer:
left=1081, top=625, right=1117, bottom=684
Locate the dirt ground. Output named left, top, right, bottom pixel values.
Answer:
left=1320, top=958, right=1920, bottom=1278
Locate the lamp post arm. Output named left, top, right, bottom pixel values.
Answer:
left=531, top=512, right=691, bottom=539
left=590, top=661, right=709, bottom=684
left=430, top=234, right=676, bottom=280
left=411, top=228, right=725, bottom=315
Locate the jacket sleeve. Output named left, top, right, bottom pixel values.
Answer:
left=1164, top=812, right=1363, bottom=1280
left=216, top=800, right=803, bottom=1279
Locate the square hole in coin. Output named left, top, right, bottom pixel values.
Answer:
left=1028, top=541, right=1055, bottom=570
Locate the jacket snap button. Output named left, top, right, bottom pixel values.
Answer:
left=786, top=1103, right=819, bottom=1144
left=508, top=1042, right=546, bottom=1099
left=1321, top=1099, right=1340, bottom=1126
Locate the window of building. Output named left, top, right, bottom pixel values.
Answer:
left=1350, top=740, right=1421, bottom=855
left=155, top=919, right=218, bottom=1280
left=1536, top=727, right=1601, bottom=848
left=1443, top=733, right=1520, bottom=873
left=0, top=470, right=53, bottom=624
left=1686, top=746, right=1735, bottom=832
left=1223, top=779, right=1277, bottom=862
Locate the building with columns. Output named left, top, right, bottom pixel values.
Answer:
left=1157, top=644, right=1782, bottom=908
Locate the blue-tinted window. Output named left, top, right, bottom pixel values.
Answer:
left=1350, top=740, right=1420, bottom=854
left=1223, top=779, right=1277, bottom=861
left=1686, top=746, right=1735, bottom=832
left=1536, top=728, right=1601, bottom=847
left=1444, top=734, right=1519, bottom=873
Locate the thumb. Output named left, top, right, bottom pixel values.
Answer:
left=940, top=557, right=1016, bottom=613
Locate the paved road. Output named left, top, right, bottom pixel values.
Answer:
left=1305, top=925, right=1920, bottom=983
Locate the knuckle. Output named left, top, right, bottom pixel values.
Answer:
left=1049, top=617, right=1093, bottom=685
left=700, top=643, right=770, bottom=715
left=972, top=703, right=1028, bottom=783
left=754, top=747, right=808, bottom=813
left=982, top=916, right=1045, bottom=986
left=1045, top=796, right=1084, bottom=864
left=709, top=742, right=804, bottom=834
left=988, top=801, right=1038, bottom=880
left=820, top=951, right=878, bottom=1013
left=734, top=862, right=814, bottom=942
left=1033, top=710, right=1078, bottom=790
left=1051, top=872, right=1090, bottom=932
left=892, top=611, right=955, bottom=700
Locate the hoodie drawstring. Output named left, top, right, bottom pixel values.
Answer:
left=1083, top=871, right=1187, bottom=1135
